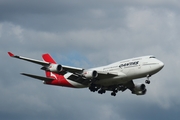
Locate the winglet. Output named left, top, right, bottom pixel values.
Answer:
left=8, top=52, right=14, bottom=57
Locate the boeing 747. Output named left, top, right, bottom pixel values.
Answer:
left=8, top=52, right=164, bottom=96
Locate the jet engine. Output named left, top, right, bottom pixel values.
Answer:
left=133, top=83, right=147, bottom=95
left=44, top=64, right=63, bottom=72
left=83, top=70, right=98, bottom=79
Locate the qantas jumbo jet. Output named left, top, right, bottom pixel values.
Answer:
left=8, top=52, right=164, bottom=96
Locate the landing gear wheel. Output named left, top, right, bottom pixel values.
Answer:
left=89, top=84, right=99, bottom=92
left=145, top=80, right=150, bottom=84
left=145, top=75, right=151, bottom=84
left=111, top=92, right=116, bottom=96
left=98, top=89, right=106, bottom=94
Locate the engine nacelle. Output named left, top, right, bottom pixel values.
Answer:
left=47, top=64, right=63, bottom=72
left=134, top=83, right=146, bottom=91
left=83, top=70, right=98, bottom=78
left=134, top=89, right=147, bottom=95
left=133, top=83, right=146, bottom=95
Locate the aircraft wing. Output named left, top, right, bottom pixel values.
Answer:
left=8, top=52, right=49, bottom=66
left=8, top=52, right=84, bottom=73
left=61, top=65, right=83, bottom=73
left=101, top=80, right=146, bottom=96
left=68, top=71, right=119, bottom=85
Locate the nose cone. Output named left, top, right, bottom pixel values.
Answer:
left=148, top=59, right=164, bottom=75
left=151, top=59, right=164, bottom=73
left=159, top=61, right=164, bottom=69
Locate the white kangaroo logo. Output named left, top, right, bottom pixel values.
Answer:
left=50, top=72, right=57, bottom=79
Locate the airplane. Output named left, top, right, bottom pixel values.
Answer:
left=8, top=52, right=164, bottom=96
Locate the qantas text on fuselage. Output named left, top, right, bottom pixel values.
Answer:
left=8, top=52, right=164, bottom=96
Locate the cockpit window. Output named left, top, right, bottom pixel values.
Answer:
left=149, top=56, right=156, bottom=58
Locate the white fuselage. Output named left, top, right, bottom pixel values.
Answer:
left=66, top=55, right=164, bottom=87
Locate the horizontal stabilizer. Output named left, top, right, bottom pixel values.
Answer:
left=21, top=73, right=54, bottom=81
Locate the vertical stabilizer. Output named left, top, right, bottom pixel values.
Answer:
left=42, top=54, right=56, bottom=64
left=42, top=54, right=57, bottom=77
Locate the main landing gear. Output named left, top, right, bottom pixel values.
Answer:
left=111, top=92, right=116, bottom=96
left=89, top=84, right=99, bottom=92
left=111, top=89, right=118, bottom=96
left=145, top=75, right=151, bottom=84
left=98, top=89, right=106, bottom=94
left=89, top=84, right=106, bottom=94
left=89, top=83, right=120, bottom=96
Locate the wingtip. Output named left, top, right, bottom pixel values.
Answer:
left=8, top=52, right=14, bottom=57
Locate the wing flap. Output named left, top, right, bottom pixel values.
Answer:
left=62, top=65, right=84, bottom=73
left=21, top=73, right=54, bottom=81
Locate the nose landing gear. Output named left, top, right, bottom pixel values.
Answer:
left=145, top=75, right=151, bottom=84
left=145, top=80, right=150, bottom=84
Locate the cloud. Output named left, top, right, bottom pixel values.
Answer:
left=1, top=0, right=180, bottom=120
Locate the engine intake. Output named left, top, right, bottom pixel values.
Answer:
left=134, top=83, right=146, bottom=91
left=47, top=64, right=63, bottom=72
left=133, top=83, right=146, bottom=95
left=83, top=70, right=98, bottom=78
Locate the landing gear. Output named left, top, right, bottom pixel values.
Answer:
left=89, top=84, right=120, bottom=96
left=145, top=80, right=150, bottom=84
left=111, top=89, right=118, bottom=96
left=111, top=92, right=116, bottom=96
left=145, top=75, right=151, bottom=84
left=98, top=89, right=106, bottom=94
left=89, top=84, right=99, bottom=92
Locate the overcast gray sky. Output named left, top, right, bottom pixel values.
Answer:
left=1, top=0, right=180, bottom=120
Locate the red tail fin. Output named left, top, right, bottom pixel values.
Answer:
left=42, top=54, right=57, bottom=77
left=42, top=54, right=56, bottom=64
left=42, top=53, right=73, bottom=87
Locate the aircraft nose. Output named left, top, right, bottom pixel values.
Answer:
left=159, top=61, right=164, bottom=69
